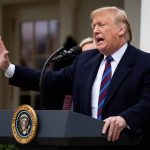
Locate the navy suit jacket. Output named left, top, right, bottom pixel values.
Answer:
left=10, top=43, right=150, bottom=132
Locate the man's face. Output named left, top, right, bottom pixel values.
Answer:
left=91, top=11, right=123, bottom=55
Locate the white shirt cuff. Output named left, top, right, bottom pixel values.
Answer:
left=5, top=64, right=15, bottom=78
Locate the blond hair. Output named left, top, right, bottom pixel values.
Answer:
left=79, top=37, right=94, bottom=48
left=90, top=6, right=132, bottom=42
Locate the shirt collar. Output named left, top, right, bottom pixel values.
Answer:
left=104, top=43, right=128, bottom=63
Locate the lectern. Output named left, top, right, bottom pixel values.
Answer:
left=0, top=110, right=143, bottom=149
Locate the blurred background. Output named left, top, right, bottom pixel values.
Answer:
left=0, top=0, right=149, bottom=110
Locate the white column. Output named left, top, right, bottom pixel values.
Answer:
left=124, top=0, right=141, bottom=48
left=140, top=0, right=150, bottom=52
left=59, top=0, right=76, bottom=46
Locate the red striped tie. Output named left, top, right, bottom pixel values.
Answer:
left=97, top=55, right=113, bottom=120
left=62, top=95, right=72, bottom=110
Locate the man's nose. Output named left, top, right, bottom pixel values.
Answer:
left=93, top=25, right=101, bottom=34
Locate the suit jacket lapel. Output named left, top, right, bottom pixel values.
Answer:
left=104, top=44, right=135, bottom=107
left=86, top=53, right=104, bottom=94
left=81, top=51, right=104, bottom=112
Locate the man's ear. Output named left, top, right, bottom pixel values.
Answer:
left=118, top=23, right=126, bottom=36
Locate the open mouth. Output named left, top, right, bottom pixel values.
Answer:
left=96, top=37, right=104, bottom=44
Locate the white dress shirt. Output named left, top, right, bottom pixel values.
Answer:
left=91, top=43, right=128, bottom=119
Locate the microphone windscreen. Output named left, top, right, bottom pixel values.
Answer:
left=69, top=46, right=82, bottom=55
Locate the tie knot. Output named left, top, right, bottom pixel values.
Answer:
left=106, top=55, right=113, bottom=63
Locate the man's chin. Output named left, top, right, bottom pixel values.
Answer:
left=97, top=46, right=106, bottom=54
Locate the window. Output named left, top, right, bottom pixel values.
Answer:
left=20, top=20, right=60, bottom=109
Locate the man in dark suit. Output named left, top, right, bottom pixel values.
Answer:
left=0, top=6, right=150, bottom=144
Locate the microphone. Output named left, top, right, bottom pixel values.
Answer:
left=39, top=46, right=81, bottom=109
left=39, top=47, right=65, bottom=109
left=51, top=46, right=82, bottom=62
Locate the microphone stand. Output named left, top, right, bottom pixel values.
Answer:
left=39, top=46, right=81, bottom=109
left=39, top=47, right=65, bottom=109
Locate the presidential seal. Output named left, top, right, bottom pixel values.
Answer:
left=12, top=104, right=38, bottom=144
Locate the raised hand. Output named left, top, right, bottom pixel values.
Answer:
left=0, top=37, right=10, bottom=71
